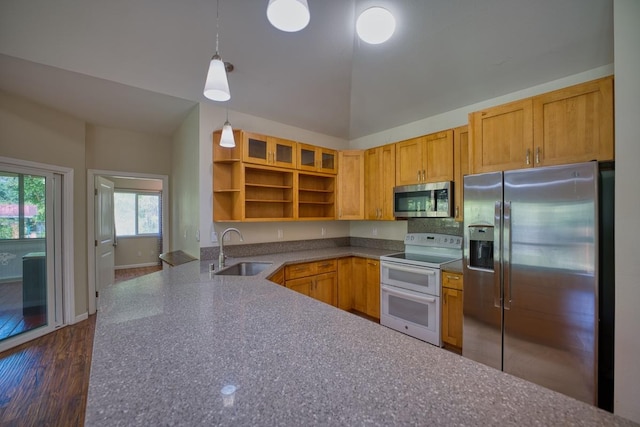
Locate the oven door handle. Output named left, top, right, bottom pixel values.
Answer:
left=381, top=263, right=436, bottom=276
left=381, top=285, right=437, bottom=304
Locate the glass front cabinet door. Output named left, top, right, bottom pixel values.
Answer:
left=298, top=143, right=338, bottom=174
left=242, top=132, right=297, bottom=169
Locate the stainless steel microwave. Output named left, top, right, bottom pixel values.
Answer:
left=393, top=182, right=453, bottom=218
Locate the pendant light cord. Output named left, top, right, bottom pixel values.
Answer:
left=215, top=0, right=220, bottom=55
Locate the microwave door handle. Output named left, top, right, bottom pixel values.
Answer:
left=382, top=263, right=436, bottom=276
left=381, top=285, right=436, bottom=303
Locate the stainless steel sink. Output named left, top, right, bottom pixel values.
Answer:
left=214, top=261, right=272, bottom=276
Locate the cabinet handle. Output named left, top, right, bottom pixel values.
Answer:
left=417, top=170, right=421, bottom=181
left=446, top=275, right=460, bottom=280
left=526, top=149, right=531, bottom=165
left=422, top=170, right=426, bottom=181
left=455, top=206, right=459, bottom=218
left=535, top=147, right=541, bottom=164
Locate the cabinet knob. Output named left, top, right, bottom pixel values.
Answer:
left=526, top=149, right=531, bottom=165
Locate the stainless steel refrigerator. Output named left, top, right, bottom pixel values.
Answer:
left=463, top=161, right=614, bottom=408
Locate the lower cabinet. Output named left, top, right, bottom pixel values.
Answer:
left=285, top=260, right=337, bottom=307
left=365, top=259, right=380, bottom=319
left=441, top=271, right=464, bottom=350
left=283, top=256, right=380, bottom=319
left=268, top=267, right=285, bottom=286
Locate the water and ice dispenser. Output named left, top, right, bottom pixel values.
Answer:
left=468, top=226, right=494, bottom=270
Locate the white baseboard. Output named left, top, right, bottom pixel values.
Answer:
left=115, top=262, right=160, bottom=270
left=74, top=312, right=89, bottom=324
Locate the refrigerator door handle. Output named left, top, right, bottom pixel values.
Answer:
left=494, top=201, right=502, bottom=308
left=503, top=201, right=512, bottom=310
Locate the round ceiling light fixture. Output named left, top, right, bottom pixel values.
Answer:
left=267, top=0, right=310, bottom=32
left=356, top=7, right=396, bottom=44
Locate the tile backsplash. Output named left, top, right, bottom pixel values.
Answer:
left=407, top=218, right=463, bottom=236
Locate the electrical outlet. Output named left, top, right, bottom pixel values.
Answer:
left=211, top=231, right=218, bottom=243
left=277, top=229, right=283, bottom=239
left=224, top=233, right=231, bottom=241
left=372, top=228, right=378, bottom=236
left=321, top=227, right=326, bottom=236
left=196, top=229, right=200, bottom=242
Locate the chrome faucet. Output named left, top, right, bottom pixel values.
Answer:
left=218, top=227, right=244, bottom=268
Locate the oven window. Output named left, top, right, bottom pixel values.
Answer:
left=388, top=295, right=431, bottom=328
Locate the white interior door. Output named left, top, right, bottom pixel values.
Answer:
left=95, top=176, right=115, bottom=294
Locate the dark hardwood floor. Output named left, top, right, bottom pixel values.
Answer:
left=0, top=281, right=46, bottom=341
left=114, top=265, right=162, bottom=283
left=0, top=315, right=96, bottom=427
left=0, top=266, right=160, bottom=426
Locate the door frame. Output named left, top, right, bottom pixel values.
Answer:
left=0, top=156, right=75, bottom=350
left=87, top=169, right=169, bottom=315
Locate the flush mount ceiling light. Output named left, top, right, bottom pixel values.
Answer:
left=204, top=0, right=231, bottom=101
left=267, top=0, right=310, bottom=32
left=356, top=7, right=396, bottom=44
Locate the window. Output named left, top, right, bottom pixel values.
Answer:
left=114, top=191, right=160, bottom=236
left=0, top=172, right=46, bottom=240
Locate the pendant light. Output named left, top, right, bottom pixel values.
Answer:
left=219, top=109, right=236, bottom=148
left=204, top=0, right=231, bottom=101
left=267, top=0, right=310, bottom=32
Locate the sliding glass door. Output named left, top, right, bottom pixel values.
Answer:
left=0, top=165, right=61, bottom=348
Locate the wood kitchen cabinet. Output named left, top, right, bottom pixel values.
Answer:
left=532, top=76, right=614, bottom=167
left=469, top=98, right=534, bottom=174
left=268, top=267, right=285, bottom=286
left=365, top=259, right=380, bottom=319
left=441, top=270, right=464, bottom=351
left=365, top=144, right=396, bottom=220
left=242, top=131, right=297, bottom=169
left=469, top=76, right=614, bottom=174
left=337, top=257, right=353, bottom=310
left=453, top=125, right=469, bottom=222
left=351, top=257, right=367, bottom=313
left=297, top=143, right=338, bottom=174
left=213, top=129, right=338, bottom=222
left=337, top=151, right=365, bottom=220
left=395, top=130, right=454, bottom=186
left=297, top=172, right=336, bottom=220
left=285, top=259, right=338, bottom=307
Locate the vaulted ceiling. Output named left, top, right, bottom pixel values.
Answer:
left=0, top=0, right=613, bottom=139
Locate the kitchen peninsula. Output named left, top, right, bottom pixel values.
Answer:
left=85, top=249, right=632, bottom=426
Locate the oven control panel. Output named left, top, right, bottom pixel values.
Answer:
left=404, top=233, right=462, bottom=249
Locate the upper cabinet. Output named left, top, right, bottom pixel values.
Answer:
left=453, top=126, right=469, bottom=223
left=395, top=130, right=454, bottom=186
left=532, top=76, right=614, bottom=167
left=297, top=143, right=338, bottom=174
left=337, top=151, right=365, bottom=220
left=469, top=99, right=534, bottom=174
left=242, top=131, right=297, bottom=169
left=470, top=76, right=614, bottom=174
left=365, top=144, right=396, bottom=220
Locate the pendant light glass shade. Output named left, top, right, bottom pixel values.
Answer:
left=204, top=54, right=231, bottom=101
left=267, top=0, right=310, bottom=32
left=220, top=120, right=235, bottom=147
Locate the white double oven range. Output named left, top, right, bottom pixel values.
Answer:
left=380, top=233, right=462, bottom=347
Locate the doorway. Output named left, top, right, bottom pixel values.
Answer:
left=87, top=170, right=169, bottom=314
left=0, top=157, right=74, bottom=353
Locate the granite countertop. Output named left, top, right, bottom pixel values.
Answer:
left=85, top=246, right=632, bottom=426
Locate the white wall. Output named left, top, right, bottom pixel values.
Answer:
left=171, top=105, right=201, bottom=258
left=0, top=90, right=88, bottom=317
left=198, top=102, right=351, bottom=248
left=613, top=0, right=640, bottom=422
left=86, top=125, right=171, bottom=174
